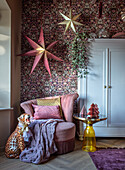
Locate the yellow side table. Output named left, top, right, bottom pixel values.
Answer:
left=73, top=115, right=107, bottom=152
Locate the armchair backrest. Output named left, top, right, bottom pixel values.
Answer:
left=20, top=93, right=79, bottom=122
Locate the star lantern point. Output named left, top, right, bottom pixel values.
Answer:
left=18, top=26, right=63, bottom=77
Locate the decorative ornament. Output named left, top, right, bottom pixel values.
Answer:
left=18, top=26, right=63, bottom=77
left=80, top=105, right=87, bottom=117
left=58, top=8, right=83, bottom=34
left=87, top=103, right=99, bottom=119
left=121, top=8, right=125, bottom=22
left=112, top=32, right=125, bottom=38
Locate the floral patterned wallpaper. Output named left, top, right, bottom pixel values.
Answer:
left=21, top=0, right=125, bottom=102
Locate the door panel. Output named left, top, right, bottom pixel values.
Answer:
left=109, top=49, right=125, bottom=127
left=87, top=49, right=106, bottom=126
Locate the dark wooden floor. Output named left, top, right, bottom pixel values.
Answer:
left=0, top=138, right=125, bottom=170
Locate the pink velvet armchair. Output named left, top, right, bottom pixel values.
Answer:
left=20, top=93, right=79, bottom=154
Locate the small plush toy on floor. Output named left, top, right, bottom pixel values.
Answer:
left=87, top=103, right=99, bottom=119
left=5, top=113, right=31, bottom=158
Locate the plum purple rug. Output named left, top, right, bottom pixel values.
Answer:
left=89, top=149, right=125, bottom=170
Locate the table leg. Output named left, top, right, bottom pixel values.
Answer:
left=82, top=124, right=96, bottom=152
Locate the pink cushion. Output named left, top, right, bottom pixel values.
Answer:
left=32, top=104, right=61, bottom=119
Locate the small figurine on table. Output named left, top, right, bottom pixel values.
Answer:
left=87, top=103, right=99, bottom=119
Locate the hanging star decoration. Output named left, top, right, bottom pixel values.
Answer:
left=58, top=8, right=83, bottom=34
left=18, top=26, right=63, bottom=77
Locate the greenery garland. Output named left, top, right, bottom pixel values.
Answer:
left=68, top=32, right=94, bottom=78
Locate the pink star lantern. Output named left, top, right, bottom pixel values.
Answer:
left=18, top=26, right=63, bottom=77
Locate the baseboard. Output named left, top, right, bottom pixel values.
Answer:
left=94, top=127, right=125, bottom=137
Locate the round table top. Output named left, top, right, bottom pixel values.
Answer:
left=73, top=115, right=107, bottom=124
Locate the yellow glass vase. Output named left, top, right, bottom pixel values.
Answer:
left=73, top=115, right=107, bottom=152
left=82, top=123, right=96, bottom=152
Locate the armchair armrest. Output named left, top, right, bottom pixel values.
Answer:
left=20, top=99, right=37, bottom=116
left=61, top=93, right=79, bottom=122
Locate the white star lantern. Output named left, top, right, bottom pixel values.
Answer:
left=58, top=8, right=83, bottom=34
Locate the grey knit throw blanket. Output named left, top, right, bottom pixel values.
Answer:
left=20, top=119, right=63, bottom=164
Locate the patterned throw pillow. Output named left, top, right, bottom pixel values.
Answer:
left=37, top=97, right=62, bottom=117
left=32, top=104, right=61, bottom=119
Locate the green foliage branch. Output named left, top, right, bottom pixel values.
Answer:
left=68, top=32, right=94, bottom=78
